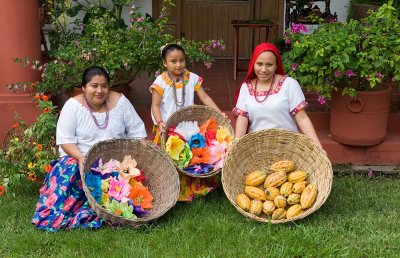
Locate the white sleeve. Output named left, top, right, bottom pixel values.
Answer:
left=56, top=99, right=78, bottom=145
left=121, top=96, right=147, bottom=139
left=287, top=77, right=307, bottom=112
left=233, top=83, right=249, bottom=117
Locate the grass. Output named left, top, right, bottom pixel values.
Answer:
left=0, top=174, right=399, bottom=257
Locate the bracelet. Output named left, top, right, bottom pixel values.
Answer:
left=157, top=120, right=164, bottom=126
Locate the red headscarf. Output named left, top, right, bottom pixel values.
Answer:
left=234, top=43, right=285, bottom=105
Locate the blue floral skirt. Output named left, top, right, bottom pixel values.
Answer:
left=32, top=156, right=103, bottom=232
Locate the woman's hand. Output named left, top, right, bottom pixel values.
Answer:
left=158, top=121, right=167, bottom=133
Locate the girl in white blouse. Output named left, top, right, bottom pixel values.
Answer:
left=32, top=66, right=147, bottom=232
left=233, top=43, right=323, bottom=150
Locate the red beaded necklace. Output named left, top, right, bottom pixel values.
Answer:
left=254, top=74, right=276, bottom=103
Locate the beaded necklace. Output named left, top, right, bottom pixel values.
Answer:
left=167, top=71, right=186, bottom=107
left=84, top=95, right=109, bottom=129
left=254, top=74, right=276, bottom=103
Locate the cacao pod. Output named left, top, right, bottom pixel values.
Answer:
left=286, top=204, right=303, bottom=219
left=271, top=208, right=287, bottom=220
left=292, top=181, right=308, bottom=194
left=265, top=187, right=280, bottom=201
left=262, top=200, right=276, bottom=215
left=245, top=186, right=267, bottom=201
left=287, top=193, right=301, bottom=205
left=236, top=193, right=251, bottom=211
left=249, top=200, right=263, bottom=216
left=287, top=170, right=308, bottom=183
left=245, top=170, right=267, bottom=186
left=264, top=171, right=287, bottom=188
left=270, top=160, right=295, bottom=172
left=300, top=183, right=318, bottom=209
left=273, top=195, right=287, bottom=209
left=280, top=182, right=293, bottom=197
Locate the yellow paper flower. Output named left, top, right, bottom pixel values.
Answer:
left=216, top=126, right=233, bottom=147
left=101, top=192, right=110, bottom=205
left=101, top=178, right=111, bottom=193
left=166, top=135, right=185, bottom=160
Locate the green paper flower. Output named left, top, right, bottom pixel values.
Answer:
left=104, top=200, right=137, bottom=219
left=177, top=143, right=193, bottom=168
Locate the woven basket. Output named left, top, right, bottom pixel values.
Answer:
left=82, top=138, right=180, bottom=227
left=161, top=105, right=233, bottom=178
left=222, top=129, right=333, bottom=223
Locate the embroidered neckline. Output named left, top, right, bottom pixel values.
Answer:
left=162, top=70, right=190, bottom=88
left=247, top=75, right=287, bottom=96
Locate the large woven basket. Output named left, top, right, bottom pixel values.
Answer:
left=222, top=129, right=333, bottom=223
left=161, top=105, right=233, bottom=178
left=82, top=138, right=180, bottom=227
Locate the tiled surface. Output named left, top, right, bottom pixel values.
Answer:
left=130, top=59, right=400, bottom=165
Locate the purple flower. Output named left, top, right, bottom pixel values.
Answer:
left=344, top=70, right=355, bottom=78
left=367, top=168, right=374, bottom=178
left=204, top=62, right=212, bottom=69
left=285, top=38, right=291, bottom=45
left=317, top=95, right=326, bottom=105
left=375, top=73, right=382, bottom=78
left=184, top=163, right=214, bottom=175
left=334, top=70, right=342, bottom=77
left=205, top=45, right=211, bottom=52
left=220, top=44, right=226, bottom=51
left=291, top=23, right=308, bottom=34
left=291, top=63, right=297, bottom=71
left=328, top=17, right=338, bottom=23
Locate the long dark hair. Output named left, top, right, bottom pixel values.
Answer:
left=81, top=66, right=110, bottom=87
left=161, top=44, right=185, bottom=60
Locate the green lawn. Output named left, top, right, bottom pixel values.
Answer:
left=0, top=174, right=399, bottom=257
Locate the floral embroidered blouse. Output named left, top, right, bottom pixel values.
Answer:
left=150, top=70, right=203, bottom=124
left=233, top=76, right=308, bottom=133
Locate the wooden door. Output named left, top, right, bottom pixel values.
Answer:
left=153, top=0, right=284, bottom=58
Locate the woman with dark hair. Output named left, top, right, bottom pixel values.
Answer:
left=233, top=43, right=323, bottom=149
left=32, top=66, right=147, bottom=232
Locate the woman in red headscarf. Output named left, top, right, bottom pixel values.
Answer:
left=233, top=43, right=323, bottom=149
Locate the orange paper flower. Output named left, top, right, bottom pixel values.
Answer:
left=189, top=148, right=210, bottom=165
left=129, top=187, right=154, bottom=209
left=199, top=118, right=218, bottom=134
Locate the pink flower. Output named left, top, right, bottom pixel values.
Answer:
left=62, top=196, right=76, bottom=211
left=204, top=62, right=212, bottom=69
left=38, top=208, right=51, bottom=218
left=317, top=95, right=326, bottom=105
left=66, top=157, right=78, bottom=165
left=375, top=73, right=382, bottom=78
left=220, top=44, right=226, bottom=51
left=44, top=193, right=58, bottom=207
left=73, top=200, right=84, bottom=214
left=291, top=23, right=308, bottom=34
left=92, top=159, right=117, bottom=175
left=334, top=70, right=342, bottom=77
left=291, top=63, right=297, bottom=71
left=285, top=38, right=291, bottom=45
left=51, top=214, right=64, bottom=228
left=344, top=70, right=355, bottom=77
left=209, top=140, right=226, bottom=169
left=40, top=220, right=49, bottom=227
left=108, top=177, right=131, bottom=202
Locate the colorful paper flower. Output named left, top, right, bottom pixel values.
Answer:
left=85, top=174, right=102, bottom=203
left=184, top=163, right=214, bottom=175
left=188, top=133, right=206, bottom=149
left=177, top=143, right=193, bottom=168
left=168, top=125, right=185, bottom=140
left=209, top=140, right=226, bottom=169
left=101, top=192, right=110, bottom=205
left=104, top=199, right=137, bottom=219
left=91, top=158, right=117, bottom=176
left=166, top=135, right=185, bottom=160
left=205, top=129, right=217, bottom=146
left=189, top=148, right=210, bottom=165
left=199, top=118, right=218, bottom=134
left=108, top=177, right=131, bottom=203
left=129, top=186, right=154, bottom=209
left=174, top=121, right=200, bottom=141
left=132, top=170, right=147, bottom=183
left=116, top=155, right=141, bottom=181
left=101, top=178, right=111, bottom=193
left=216, top=126, right=233, bottom=147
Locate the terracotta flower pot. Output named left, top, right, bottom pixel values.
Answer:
left=330, top=82, right=392, bottom=146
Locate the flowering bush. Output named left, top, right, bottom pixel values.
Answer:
left=8, top=0, right=225, bottom=94
left=282, top=1, right=400, bottom=100
left=0, top=95, right=58, bottom=191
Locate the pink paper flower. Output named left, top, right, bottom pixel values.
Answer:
left=208, top=140, right=226, bottom=169
left=92, top=159, right=117, bottom=175
left=108, top=177, right=131, bottom=203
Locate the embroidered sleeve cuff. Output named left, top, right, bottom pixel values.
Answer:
left=233, top=107, right=249, bottom=118
left=290, top=100, right=309, bottom=116
left=194, top=77, right=203, bottom=92
left=150, top=84, right=163, bottom=96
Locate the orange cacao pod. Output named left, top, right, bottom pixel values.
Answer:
left=262, top=200, right=276, bottom=215
left=270, top=160, right=295, bottom=172
left=271, top=208, right=287, bottom=220
left=280, top=182, right=293, bottom=197
left=265, top=187, right=280, bottom=201
left=245, top=170, right=267, bottom=186
left=287, top=193, right=301, bottom=205
left=264, top=171, right=287, bottom=188
left=292, top=181, right=308, bottom=194
left=245, top=186, right=267, bottom=201
left=249, top=200, right=263, bottom=216
left=286, top=204, right=303, bottom=219
left=273, top=195, right=287, bottom=209
left=287, top=170, right=308, bottom=183
left=300, top=183, right=318, bottom=209
left=236, top=193, right=251, bottom=211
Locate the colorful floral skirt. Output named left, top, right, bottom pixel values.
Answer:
left=32, top=156, right=103, bottom=232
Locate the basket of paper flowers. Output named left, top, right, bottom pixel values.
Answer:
left=161, top=105, right=234, bottom=178
left=81, top=138, right=180, bottom=227
left=222, top=129, right=333, bottom=224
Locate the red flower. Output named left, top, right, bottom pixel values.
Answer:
left=37, top=144, right=43, bottom=151
left=44, top=164, right=52, bottom=173
left=41, top=95, right=49, bottom=101
left=33, top=93, right=41, bottom=100
left=205, top=129, right=217, bottom=146
left=43, top=108, right=51, bottom=113
left=11, top=122, right=19, bottom=129
left=0, top=185, right=5, bottom=196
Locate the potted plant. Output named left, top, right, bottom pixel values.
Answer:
left=282, top=1, right=400, bottom=146
left=7, top=0, right=225, bottom=96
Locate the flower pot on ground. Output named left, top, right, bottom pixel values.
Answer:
left=282, top=1, right=400, bottom=146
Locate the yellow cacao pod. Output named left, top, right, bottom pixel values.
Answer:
left=300, top=183, right=318, bottom=209
left=245, top=170, right=267, bottom=186
left=265, top=187, right=280, bottom=201
left=292, top=181, right=308, bottom=194
left=273, top=195, right=287, bottom=209
left=245, top=186, right=267, bottom=201
left=287, top=170, right=308, bottom=183
left=271, top=208, right=287, bottom=220
left=280, top=182, right=293, bottom=197
left=236, top=193, right=251, bottom=211
left=262, top=200, right=276, bottom=215
left=287, top=193, right=301, bottom=205
left=287, top=204, right=303, bottom=219
left=249, top=200, right=263, bottom=216
left=264, top=171, right=287, bottom=188
left=270, top=160, right=295, bottom=172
